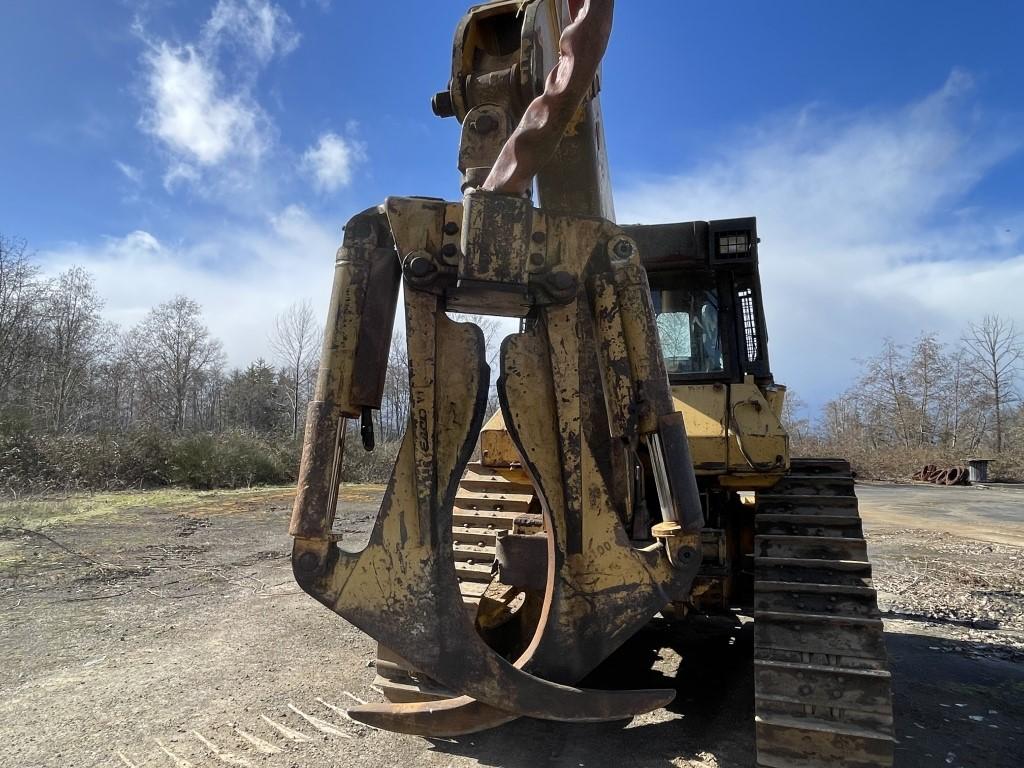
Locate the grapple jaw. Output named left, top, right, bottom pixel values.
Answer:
left=348, top=321, right=703, bottom=735
left=290, top=189, right=703, bottom=730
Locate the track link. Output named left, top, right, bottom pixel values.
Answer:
left=754, top=458, right=895, bottom=768
left=373, top=462, right=540, bottom=702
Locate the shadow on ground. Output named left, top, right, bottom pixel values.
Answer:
left=421, top=619, right=1024, bottom=768
left=887, top=630, right=1024, bottom=767
left=425, top=617, right=754, bottom=768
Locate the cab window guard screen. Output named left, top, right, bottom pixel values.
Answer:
left=737, top=286, right=761, bottom=364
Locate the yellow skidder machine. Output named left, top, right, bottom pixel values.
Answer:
left=289, top=1, right=895, bottom=765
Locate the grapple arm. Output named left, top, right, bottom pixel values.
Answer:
left=290, top=208, right=399, bottom=542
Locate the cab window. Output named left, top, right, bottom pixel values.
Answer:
left=650, top=285, right=724, bottom=374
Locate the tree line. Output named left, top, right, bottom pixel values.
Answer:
left=1, top=234, right=340, bottom=491
left=787, top=318, right=1024, bottom=479
left=5, top=230, right=1022, bottom=490
left=1, top=234, right=323, bottom=440
left=0, top=234, right=499, bottom=492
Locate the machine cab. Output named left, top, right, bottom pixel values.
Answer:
left=625, top=218, right=789, bottom=485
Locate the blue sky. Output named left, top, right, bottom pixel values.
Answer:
left=3, top=1, right=1024, bottom=412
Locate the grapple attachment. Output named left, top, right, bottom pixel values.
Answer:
left=291, top=190, right=703, bottom=728
left=289, top=0, right=704, bottom=731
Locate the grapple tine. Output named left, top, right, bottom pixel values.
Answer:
left=348, top=697, right=513, bottom=736
left=293, top=304, right=675, bottom=723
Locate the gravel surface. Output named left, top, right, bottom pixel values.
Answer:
left=871, top=527, right=1024, bottom=659
left=1, top=483, right=1022, bottom=768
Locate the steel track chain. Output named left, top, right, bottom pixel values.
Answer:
left=753, top=458, right=895, bottom=768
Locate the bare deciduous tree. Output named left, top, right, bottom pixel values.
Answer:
left=94, top=334, right=134, bottom=432
left=129, top=296, right=225, bottom=433
left=5, top=229, right=1021, bottom=485
left=270, top=300, right=321, bottom=439
left=379, top=331, right=410, bottom=443
left=963, top=315, right=1023, bottom=453
left=822, top=393, right=863, bottom=446
left=939, top=346, right=987, bottom=451
left=0, top=235, right=45, bottom=401
left=857, top=339, right=913, bottom=449
left=780, top=389, right=811, bottom=449
left=906, top=332, right=947, bottom=447
left=38, top=268, right=114, bottom=432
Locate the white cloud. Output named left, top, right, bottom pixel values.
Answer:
left=301, top=132, right=364, bottom=192
left=137, top=0, right=297, bottom=187
left=162, top=160, right=201, bottom=191
left=616, top=71, right=1023, bottom=410
left=38, top=208, right=340, bottom=369
left=203, top=0, right=300, bottom=66
left=141, top=42, right=265, bottom=166
left=115, top=161, right=143, bottom=185
left=93, top=2, right=370, bottom=368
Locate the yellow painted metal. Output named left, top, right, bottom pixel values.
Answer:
left=504, top=315, right=700, bottom=627
left=671, top=386, right=727, bottom=475
left=334, top=190, right=703, bottom=733
left=727, top=376, right=789, bottom=476
left=763, top=383, right=786, bottom=419
left=479, top=410, right=522, bottom=468
left=480, top=365, right=791, bottom=494
left=611, top=261, right=672, bottom=436
left=670, top=376, right=788, bottom=488
left=449, top=0, right=528, bottom=122
left=592, top=273, right=638, bottom=439
left=484, top=367, right=790, bottom=491
left=294, top=280, right=677, bottom=722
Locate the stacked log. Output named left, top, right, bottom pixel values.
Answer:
left=912, top=464, right=970, bottom=485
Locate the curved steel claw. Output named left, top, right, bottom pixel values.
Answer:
left=293, top=303, right=674, bottom=723
left=349, top=697, right=508, bottom=736
left=349, top=307, right=701, bottom=735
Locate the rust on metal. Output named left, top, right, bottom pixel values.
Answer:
left=483, top=0, right=614, bottom=196
left=289, top=1, right=895, bottom=764
left=347, top=192, right=704, bottom=735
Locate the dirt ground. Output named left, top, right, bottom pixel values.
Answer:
left=2, top=482, right=1023, bottom=768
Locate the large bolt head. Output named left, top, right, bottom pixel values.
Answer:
left=432, top=90, right=455, bottom=119
left=295, top=551, right=320, bottom=573
left=440, top=243, right=460, bottom=266
left=404, top=252, right=437, bottom=280
left=610, top=235, right=637, bottom=262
